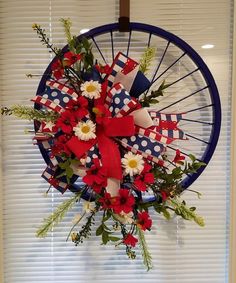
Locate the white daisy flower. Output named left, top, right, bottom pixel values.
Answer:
left=121, top=151, right=144, bottom=176
left=80, top=80, right=101, bottom=99
left=73, top=120, right=96, bottom=141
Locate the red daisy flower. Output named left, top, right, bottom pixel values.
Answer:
left=137, top=211, right=152, bottom=231
left=51, top=134, right=72, bottom=157
left=98, top=192, right=114, bottom=210
left=63, top=51, right=82, bottom=66
left=123, top=233, right=138, bottom=247
left=113, top=189, right=135, bottom=214
left=51, top=59, right=64, bottom=80
left=65, top=96, right=88, bottom=119
left=134, top=163, right=155, bottom=192
left=56, top=111, right=76, bottom=134
left=82, top=158, right=107, bottom=194
left=173, top=149, right=185, bottom=165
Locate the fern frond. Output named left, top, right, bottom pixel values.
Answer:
left=1, top=105, right=59, bottom=122
left=137, top=228, right=153, bottom=271
left=139, top=47, right=156, bottom=75
left=36, top=193, right=82, bottom=238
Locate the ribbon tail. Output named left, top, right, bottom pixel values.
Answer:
left=97, top=133, right=122, bottom=180
left=66, top=136, right=97, bottom=159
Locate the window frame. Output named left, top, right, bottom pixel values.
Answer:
left=229, top=1, right=236, bottom=283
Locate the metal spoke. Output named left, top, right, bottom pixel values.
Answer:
left=185, top=104, right=213, bottom=114
left=162, top=68, right=199, bottom=89
left=126, top=30, right=132, bottom=57
left=110, top=31, right=115, bottom=61
left=167, top=145, right=203, bottom=162
left=185, top=133, right=210, bottom=144
left=91, top=37, right=107, bottom=64
left=147, top=32, right=152, bottom=47
left=158, top=86, right=209, bottom=112
left=152, top=52, right=187, bottom=83
left=181, top=118, right=213, bottom=125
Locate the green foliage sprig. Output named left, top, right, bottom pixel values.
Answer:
left=140, top=80, right=170, bottom=107
left=96, top=210, right=120, bottom=244
left=32, top=23, right=62, bottom=56
left=60, top=18, right=74, bottom=52
left=1, top=105, right=59, bottom=122
left=57, top=159, right=80, bottom=183
left=169, top=198, right=205, bottom=227
left=137, top=227, right=153, bottom=271
left=36, top=192, right=82, bottom=238
left=139, top=47, right=156, bottom=75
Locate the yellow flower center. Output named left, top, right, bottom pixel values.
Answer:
left=128, top=159, right=138, bottom=169
left=86, top=85, right=97, bottom=92
left=81, top=125, right=90, bottom=134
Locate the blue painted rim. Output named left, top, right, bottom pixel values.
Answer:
left=35, top=22, right=221, bottom=200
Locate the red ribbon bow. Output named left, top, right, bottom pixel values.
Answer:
left=66, top=115, right=135, bottom=180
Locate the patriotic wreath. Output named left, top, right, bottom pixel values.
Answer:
left=1, top=19, right=205, bottom=270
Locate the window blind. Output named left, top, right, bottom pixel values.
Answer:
left=0, top=0, right=232, bottom=282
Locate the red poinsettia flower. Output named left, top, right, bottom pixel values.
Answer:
left=82, top=158, right=108, bottom=194
left=113, top=189, right=135, bottom=214
left=123, top=233, right=138, bottom=247
left=63, top=51, right=82, bottom=66
left=98, top=192, right=115, bottom=210
left=56, top=111, right=76, bottom=134
left=137, top=211, right=152, bottom=231
left=173, top=149, right=185, bottom=164
left=134, top=163, right=155, bottom=192
left=51, top=134, right=72, bottom=157
left=51, top=59, right=64, bottom=80
left=65, top=96, right=88, bottom=119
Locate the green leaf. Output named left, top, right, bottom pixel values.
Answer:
left=66, top=167, right=74, bottom=178
left=189, top=154, right=196, bottom=162
left=58, top=162, right=67, bottom=169
left=108, top=236, right=120, bottom=242
left=162, top=209, right=171, bottom=220
left=96, top=225, right=104, bottom=236
left=102, top=231, right=109, bottom=245
left=56, top=172, right=67, bottom=178
left=154, top=204, right=162, bottom=214
left=103, top=211, right=111, bottom=222
left=149, top=99, right=159, bottom=104
left=150, top=90, right=164, bottom=98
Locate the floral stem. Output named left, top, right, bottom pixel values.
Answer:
left=66, top=211, right=86, bottom=242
